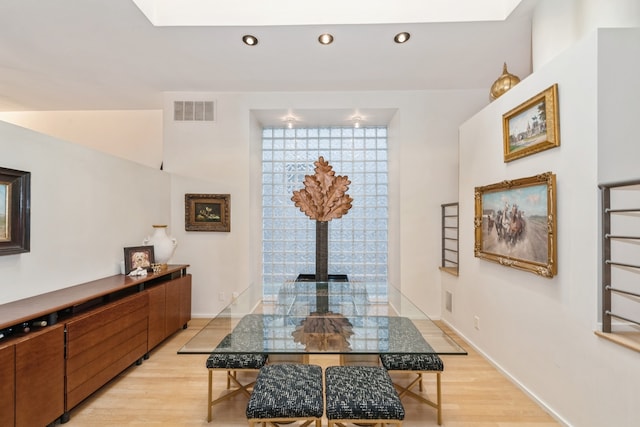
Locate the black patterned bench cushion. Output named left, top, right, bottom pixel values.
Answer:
left=380, top=353, right=444, bottom=371
left=325, top=365, right=405, bottom=421
left=206, top=334, right=267, bottom=369
left=246, top=364, right=324, bottom=419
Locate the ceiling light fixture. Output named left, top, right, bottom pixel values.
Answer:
left=284, top=116, right=296, bottom=129
left=242, top=35, right=258, bottom=46
left=394, top=32, right=411, bottom=44
left=351, top=115, right=363, bottom=128
left=318, top=33, right=334, bottom=45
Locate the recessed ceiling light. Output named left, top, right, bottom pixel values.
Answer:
left=350, top=115, right=363, bottom=128
left=318, top=33, right=334, bottom=45
left=283, top=116, right=297, bottom=129
left=394, top=32, right=411, bottom=44
left=242, top=35, right=258, bottom=46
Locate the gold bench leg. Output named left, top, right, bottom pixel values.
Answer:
left=390, top=371, right=442, bottom=425
left=208, top=368, right=257, bottom=422
left=436, top=371, right=442, bottom=425
left=207, top=370, right=213, bottom=422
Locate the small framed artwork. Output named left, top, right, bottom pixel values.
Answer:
left=0, top=167, right=31, bottom=256
left=185, top=193, right=230, bottom=232
left=124, top=245, right=155, bottom=274
left=503, top=84, right=560, bottom=162
left=474, top=172, right=557, bottom=277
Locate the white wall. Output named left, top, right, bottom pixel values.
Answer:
left=532, top=0, right=640, bottom=70
left=0, top=120, right=171, bottom=303
left=160, top=90, right=486, bottom=317
left=0, top=110, right=163, bottom=169
left=597, top=28, right=640, bottom=183
left=0, top=89, right=486, bottom=318
left=453, top=28, right=640, bottom=427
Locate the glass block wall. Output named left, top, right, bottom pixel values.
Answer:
left=262, top=126, right=388, bottom=291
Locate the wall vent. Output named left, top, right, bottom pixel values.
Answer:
left=173, top=101, right=215, bottom=122
left=445, top=291, right=453, bottom=312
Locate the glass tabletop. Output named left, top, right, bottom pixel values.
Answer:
left=178, top=281, right=467, bottom=356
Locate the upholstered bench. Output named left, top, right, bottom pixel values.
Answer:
left=325, top=365, right=405, bottom=427
left=206, top=334, right=267, bottom=422
left=380, top=353, right=444, bottom=425
left=246, top=363, right=324, bottom=427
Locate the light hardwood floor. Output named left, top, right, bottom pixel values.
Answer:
left=61, top=318, right=560, bottom=427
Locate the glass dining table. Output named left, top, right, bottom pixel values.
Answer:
left=178, top=281, right=467, bottom=356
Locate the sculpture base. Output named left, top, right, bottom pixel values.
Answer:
left=295, top=274, right=349, bottom=282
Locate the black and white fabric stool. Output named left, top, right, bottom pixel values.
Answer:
left=246, top=363, right=324, bottom=427
left=325, top=365, right=405, bottom=427
left=206, top=333, right=267, bottom=422
left=379, top=353, right=444, bottom=425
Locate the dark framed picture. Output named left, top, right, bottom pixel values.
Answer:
left=185, top=193, right=230, bottom=232
left=0, top=167, right=31, bottom=256
left=123, top=245, right=155, bottom=274
left=474, top=172, right=557, bottom=278
left=503, top=84, right=560, bottom=162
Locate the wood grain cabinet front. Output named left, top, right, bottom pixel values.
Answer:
left=15, top=324, right=65, bottom=427
left=0, top=265, right=191, bottom=425
left=147, top=274, right=192, bottom=351
left=65, top=292, right=148, bottom=410
left=0, top=342, right=15, bottom=427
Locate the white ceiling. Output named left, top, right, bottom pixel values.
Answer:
left=131, top=0, right=526, bottom=26
left=0, top=0, right=536, bottom=116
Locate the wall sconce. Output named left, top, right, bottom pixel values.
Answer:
left=351, top=116, right=362, bottom=128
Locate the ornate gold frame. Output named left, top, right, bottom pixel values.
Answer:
left=503, top=84, right=560, bottom=162
left=185, top=193, right=230, bottom=232
left=474, top=172, right=557, bottom=278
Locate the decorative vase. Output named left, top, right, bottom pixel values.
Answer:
left=490, top=62, right=521, bottom=101
left=143, top=225, right=177, bottom=266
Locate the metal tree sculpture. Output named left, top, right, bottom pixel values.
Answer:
left=291, top=156, right=353, bottom=281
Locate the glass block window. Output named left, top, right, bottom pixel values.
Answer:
left=262, top=126, right=388, bottom=291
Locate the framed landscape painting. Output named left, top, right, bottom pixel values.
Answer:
left=503, top=84, right=560, bottom=162
left=0, top=167, right=31, bottom=256
left=474, top=172, right=557, bottom=277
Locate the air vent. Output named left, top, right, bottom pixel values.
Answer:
left=173, top=101, right=215, bottom=122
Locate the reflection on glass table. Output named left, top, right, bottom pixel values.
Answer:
left=178, top=282, right=466, bottom=356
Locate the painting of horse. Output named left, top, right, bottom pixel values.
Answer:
left=474, top=172, right=557, bottom=278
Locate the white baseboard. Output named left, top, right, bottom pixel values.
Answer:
left=440, top=319, right=572, bottom=427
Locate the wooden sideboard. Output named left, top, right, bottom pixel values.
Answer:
left=0, top=265, right=191, bottom=426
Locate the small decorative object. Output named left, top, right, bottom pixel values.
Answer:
left=185, top=194, right=230, bottom=232
left=291, top=156, right=353, bottom=281
left=503, top=84, right=560, bottom=162
left=0, top=166, right=30, bottom=256
left=128, top=267, right=148, bottom=277
left=474, top=172, right=557, bottom=278
left=143, top=224, right=177, bottom=266
left=123, top=245, right=155, bottom=275
left=490, top=62, right=521, bottom=101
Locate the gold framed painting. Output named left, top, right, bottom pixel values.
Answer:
left=503, top=84, right=560, bottom=162
left=474, top=172, right=557, bottom=278
left=0, top=166, right=30, bottom=256
left=185, top=193, right=230, bottom=232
